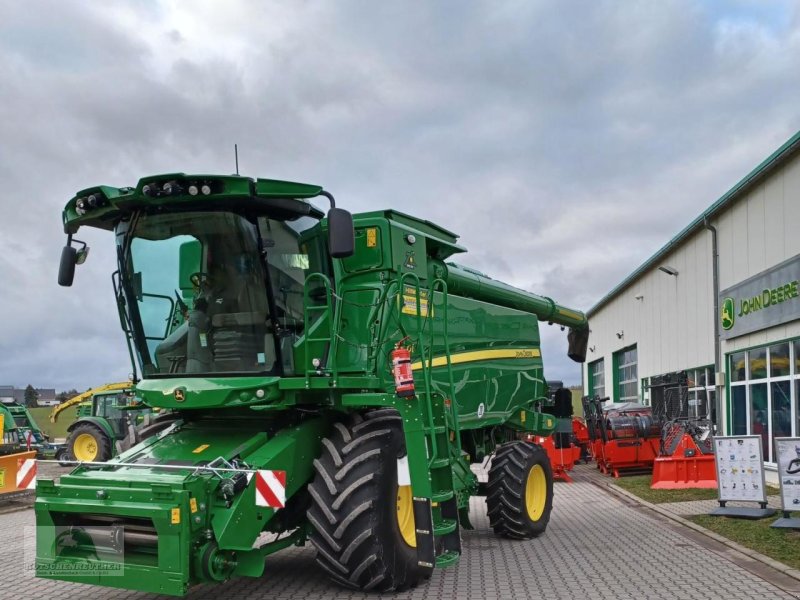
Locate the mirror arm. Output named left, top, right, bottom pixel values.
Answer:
left=316, top=190, right=336, bottom=209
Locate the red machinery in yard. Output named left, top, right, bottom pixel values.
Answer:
left=527, top=434, right=582, bottom=482
left=572, top=417, right=591, bottom=461
left=524, top=385, right=583, bottom=482
left=582, top=397, right=660, bottom=478
left=650, top=421, right=716, bottom=489
left=648, top=372, right=717, bottom=489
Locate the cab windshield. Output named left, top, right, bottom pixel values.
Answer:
left=117, top=210, right=319, bottom=377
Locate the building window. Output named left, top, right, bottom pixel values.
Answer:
left=588, top=359, right=605, bottom=398
left=687, top=366, right=715, bottom=421
left=728, top=340, right=799, bottom=464
left=614, top=346, right=638, bottom=402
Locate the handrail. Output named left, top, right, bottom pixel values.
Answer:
left=302, top=272, right=335, bottom=380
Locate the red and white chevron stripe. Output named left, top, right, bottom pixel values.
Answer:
left=254, top=470, right=286, bottom=508
left=16, top=458, right=36, bottom=490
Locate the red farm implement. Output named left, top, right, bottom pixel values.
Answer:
left=582, top=397, right=660, bottom=478
left=647, top=372, right=717, bottom=489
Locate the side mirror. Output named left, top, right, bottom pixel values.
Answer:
left=58, top=245, right=78, bottom=287
left=327, top=208, right=355, bottom=258
left=567, top=327, right=589, bottom=363
left=76, top=246, right=90, bottom=265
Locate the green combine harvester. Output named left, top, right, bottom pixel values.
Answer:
left=37, top=173, right=589, bottom=595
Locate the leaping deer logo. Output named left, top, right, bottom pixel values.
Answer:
left=721, top=297, right=735, bottom=330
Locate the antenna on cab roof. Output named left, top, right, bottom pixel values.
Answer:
left=234, top=144, right=240, bottom=175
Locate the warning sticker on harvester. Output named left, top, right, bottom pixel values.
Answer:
left=254, top=470, right=286, bottom=509
left=16, top=458, right=36, bottom=490
left=0, top=469, right=4, bottom=489
left=401, top=286, right=429, bottom=317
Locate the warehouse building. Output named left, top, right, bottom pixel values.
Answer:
left=583, top=129, right=800, bottom=474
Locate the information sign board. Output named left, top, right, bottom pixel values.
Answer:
left=775, top=437, right=800, bottom=510
left=714, top=435, right=768, bottom=504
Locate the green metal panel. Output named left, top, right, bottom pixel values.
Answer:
left=135, top=376, right=282, bottom=409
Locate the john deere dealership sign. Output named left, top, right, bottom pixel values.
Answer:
left=720, top=254, right=800, bottom=339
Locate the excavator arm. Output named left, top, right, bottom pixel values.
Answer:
left=49, top=382, right=131, bottom=423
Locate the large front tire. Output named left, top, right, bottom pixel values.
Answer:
left=66, top=423, right=113, bottom=462
left=307, top=409, right=421, bottom=592
left=486, top=441, right=553, bottom=539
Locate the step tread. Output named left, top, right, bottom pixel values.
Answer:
left=435, top=550, right=460, bottom=568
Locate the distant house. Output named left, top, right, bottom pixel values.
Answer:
left=0, top=386, right=58, bottom=406
left=0, top=386, right=15, bottom=403
left=36, top=389, right=58, bottom=406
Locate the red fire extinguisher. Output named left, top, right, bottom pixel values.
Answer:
left=391, top=337, right=415, bottom=398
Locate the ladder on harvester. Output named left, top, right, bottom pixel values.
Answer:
left=301, top=273, right=338, bottom=382
left=301, top=271, right=464, bottom=571
left=396, top=274, right=462, bottom=571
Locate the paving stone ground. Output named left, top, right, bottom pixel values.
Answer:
left=1, top=463, right=797, bottom=600
left=658, top=494, right=782, bottom=517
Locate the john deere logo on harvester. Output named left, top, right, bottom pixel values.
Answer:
left=721, top=297, right=735, bottom=330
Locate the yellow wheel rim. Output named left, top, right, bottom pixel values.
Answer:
left=525, top=464, right=547, bottom=521
left=73, top=433, right=98, bottom=461
left=396, top=485, right=416, bottom=548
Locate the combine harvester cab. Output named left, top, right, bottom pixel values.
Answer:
left=37, top=173, right=589, bottom=596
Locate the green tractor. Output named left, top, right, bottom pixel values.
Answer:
left=36, top=173, right=589, bottom=596
left=61, top=386, right=162, bottom=462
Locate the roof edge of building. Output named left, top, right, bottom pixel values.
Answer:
left=586, top=128, right=800, bottom=318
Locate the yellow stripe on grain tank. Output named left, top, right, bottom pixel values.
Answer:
left=410, top=347, right=541, bottom=371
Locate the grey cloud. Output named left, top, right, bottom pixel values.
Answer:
left=0, top=0, right=799, bottom=389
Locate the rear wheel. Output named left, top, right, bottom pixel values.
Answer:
left=486, top=441, right=553, bottom=539
left=307, top=409, right=421, bottom=592
left=67, top=423, right=112, bottom=462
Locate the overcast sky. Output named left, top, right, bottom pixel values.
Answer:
left=1, top=1, right=799, bottom=391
